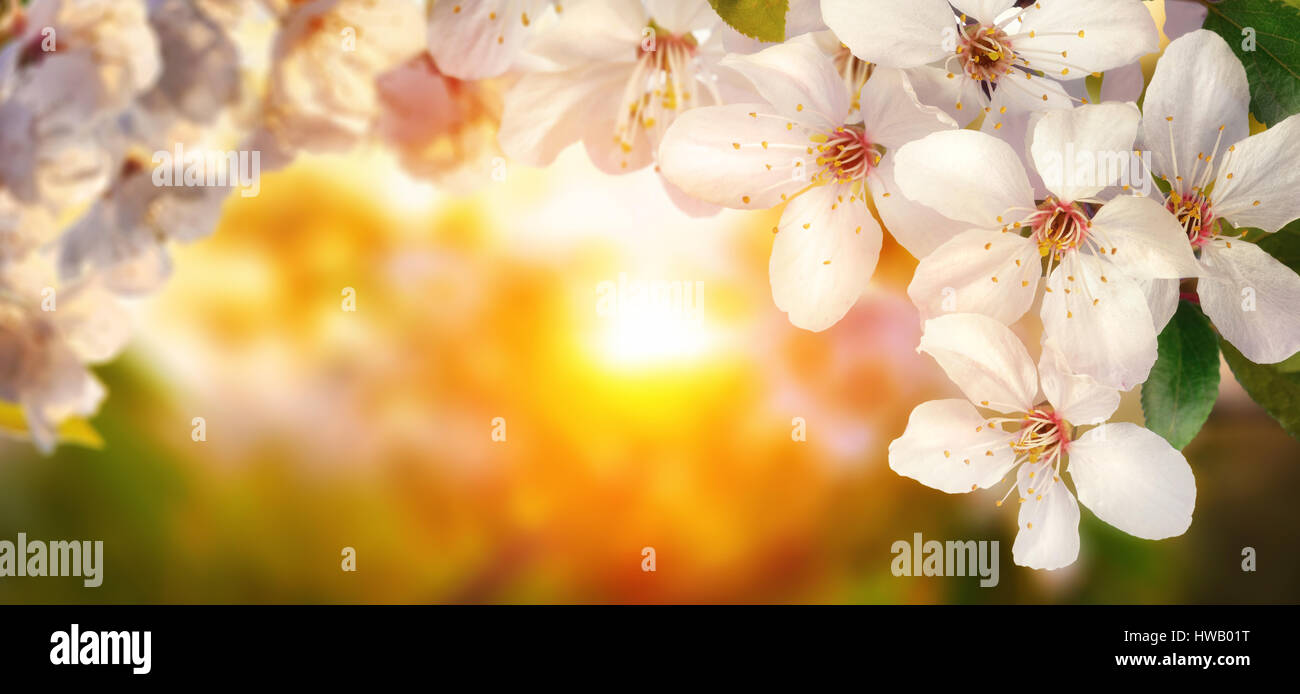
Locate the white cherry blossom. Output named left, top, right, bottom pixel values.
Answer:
left=497, top=0, right=724, bottom=212
left=1139, top=30, right=1300, bottom=365
left=0, top=0, right=161, bottom=211
left=0, top=254, right=131, bottom=454
left=131, top=0, right=246, bottom=136
left=896, top=102, right=1202, bottom=389
left=658, top=36, right=957, bottom=331
left=0, top=187, right=55, bottom=266
left=57, top=147, right=230, bottom=295
left=374, top=52, right=504, bottom=192
left=0, top=0, right=161, bottom=110
left=821, top=0, right=1157, bottom=131
left=890, top=313, right=1196, bottom=570
left=252, top=0, right=424, bottom=161
left=427, top=0, right=556, bottom=80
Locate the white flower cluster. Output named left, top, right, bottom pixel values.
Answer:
left=0, top=0, right=476, bottom=451
left=462, top=0, right=1300, bottom=569
left=649, top=0, right=1300, bottom=569
left=3, top=0, right=1298, bottom=569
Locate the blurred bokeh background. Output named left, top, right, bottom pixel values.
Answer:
left=1, top=0, right=1297, bottom=604
left=1, top=141, right=1296, bottom=604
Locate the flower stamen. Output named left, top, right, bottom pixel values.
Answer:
left=1166, top=191, right=1215, bottom=248
left=956, top=23, right=1016, bottom=85
left=1026, top=197, right=1090, bottom=259
left=614, top=26, right=699, bottom=168
left=813, top=125, right=875, bottom=184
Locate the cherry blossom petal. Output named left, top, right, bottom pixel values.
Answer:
left=1013, top=0, right=1158, bottom=77
left=981, top=63, right=1074, bottom=128
left=894, top=130, right=1036, bottom=229
left=100, top=244, right=175, bottom=297
left=1140, top=30, right=1248, bottom=194
left=580, top=83, right=662, bottom=175
left=979, top=73, right=1073, bottom=199
left=1198, top=238, right=1300, bottom=364
left=857, top=67, right=956, bottom=150
left=143, top=0, right=242, bottom=125
left=0, top=190, right=56, bottom=263
left=1086, top=194, right=1203, bottom=280
left=499, top=62, right=635, bottom=168
left=903, top=64, right=982, bottom=127
left=868, top=157, right=966, bottom=259
left=907, top=227, right=1040, bottom=324
left=1016, top=458, right=1058, bottom=502
left=949, top=0, right=1017, bottom=25
left=770, top=183, right=881, bottom=331
left=658, top=174, right=721, bottom=218
left=1138, top=277, right=1180, bottom=333
left=820, top=0, right=953, bottom=67
left=918, top=313, right=1039, bottom=413
left=1038, top=339, right=1121, bottom=425
left=1211, top=114, right=1300, bottom=233
left=522, top=0, right=644, bottom=69
left=658, top=103, right=816, bottom=209
left=0, top=53, right=115, bottom=209
left=889, top=399, right=1020, bottom=494
left=21, top=355, right=106, bottom=456
left=428, top=0, right=554, bottom=79
left=644, top=0, right=716, bottom=35
left=1030, top=102, right=1140, bottom=203
left=1041, top=252, right=1158, bottom=390
left=1069, top=423, right=1196, bottom=540
left=1012, top=479, right=1080, bottom=570
left=54, top=286, right=134, bottom=365
left=264, top=0, right=425, bottom=154
left=719, top=36, right=849, bottom=129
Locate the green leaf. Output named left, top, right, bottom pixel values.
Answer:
left=1222, top=339, right=1300, bottom=441
left=1274, top=350, right=1300, bottom=373
left=1141, top=301, right=1222, bottom=448
left=708, top=0, right=788, bottom=43
left=1202, top=0, right=1300, bottom=126
left=1254, top=217, right=1300, bottom=269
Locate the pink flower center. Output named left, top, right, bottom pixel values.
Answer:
left=635, top=27, right=697, bottom=60
left=814, top=125, right=875, bottom=184
left=1027, top=197, right=1091, bottom=259
left=992, top=407, right=1074, bottom=508
left=1166, top=190, right=1215, bottom=248
left=1013, top=408, right=1071, bottom=461
left=958, top=24, right=1016, bottom=84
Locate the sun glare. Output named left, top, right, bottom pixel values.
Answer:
left=594, top=307, right=725, bottom=368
